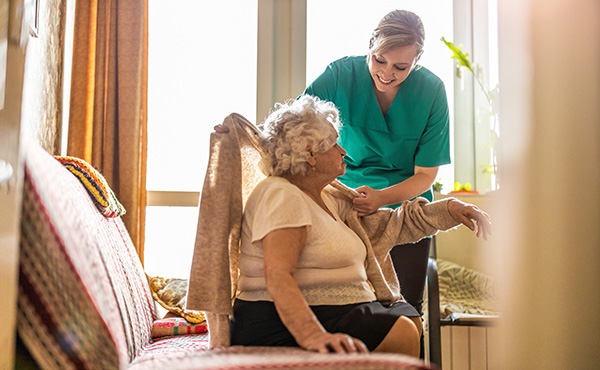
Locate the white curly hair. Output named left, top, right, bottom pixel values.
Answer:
left=259, top=95, right=342, bottom=177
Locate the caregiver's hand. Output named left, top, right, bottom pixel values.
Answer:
left=353, top=186, right=386, bottom=216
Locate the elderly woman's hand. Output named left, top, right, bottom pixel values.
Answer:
left=447, top=198, right=493, bottom=240
left=301, top=331, right=368, bottom=354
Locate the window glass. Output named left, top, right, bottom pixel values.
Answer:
left=306, top=0, right=454, bottom=193
left=146, top=0, right=257, bottom=279
left=147, top=0, right=258, bottom=192
left=144, top=206, right=199, bottom=279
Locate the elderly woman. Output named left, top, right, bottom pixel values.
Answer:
left=229, top=95, right=491, bottom=357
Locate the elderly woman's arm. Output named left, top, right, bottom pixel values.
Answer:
left=382, top=197, right=493, bottom=245
left=262, top=227, right=368, bottom=354
left=446, top=198, right=493, bottom=240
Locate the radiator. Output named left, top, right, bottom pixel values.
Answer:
left=426, top=326, right=501, bottom=370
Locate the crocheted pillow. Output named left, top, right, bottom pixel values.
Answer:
left=54, top=156, right=126, bottom=218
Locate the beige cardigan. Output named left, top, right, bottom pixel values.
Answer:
left=186, top=113, right=460, bottom=347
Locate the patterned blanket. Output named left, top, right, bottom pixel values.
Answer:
left=427, top=258, right=499, bottom=320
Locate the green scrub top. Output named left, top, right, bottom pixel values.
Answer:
left=304, top=56, right=450, bottom=204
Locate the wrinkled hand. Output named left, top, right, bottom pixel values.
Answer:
left=301, top=332, right=368, bottom=354
left=353, top=186, right=385, bottom=216
left=447, top=198, right=493, bottom=240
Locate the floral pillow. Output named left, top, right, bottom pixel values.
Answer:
left=147, top=275, right=206, bottom=323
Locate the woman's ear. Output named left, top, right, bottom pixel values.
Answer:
left=307, top=153, right=317, bottom=167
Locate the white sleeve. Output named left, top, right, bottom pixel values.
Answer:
left=250, top=185, right=312, bottom=242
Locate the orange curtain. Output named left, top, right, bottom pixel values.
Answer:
left=68, top=0, right=148, bottom=264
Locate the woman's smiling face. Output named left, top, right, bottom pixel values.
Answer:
left=368, top=44, right=419, bottom=94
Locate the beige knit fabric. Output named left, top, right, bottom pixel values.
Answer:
left=186, top=113, right=461, bottom=348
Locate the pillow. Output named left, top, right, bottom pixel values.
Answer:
left=151, top=317, right=208, bottom=339
left=54, top=156, right=126, bottom=218
left=436, top=258, right=499, bottom=318
left=147, top=275, right=206, bottom=323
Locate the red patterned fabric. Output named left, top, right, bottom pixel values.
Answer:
left=17, top=142, right=156, bottom=367
left=130, top=344, right=430, bottom=370
left=152, top=318, right=208, bottom=338
left=18, top=143, right=129, bottom=369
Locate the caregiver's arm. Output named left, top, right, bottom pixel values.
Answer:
left=353, top=165, right=439, bottom=216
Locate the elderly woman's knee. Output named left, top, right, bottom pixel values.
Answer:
left=374, top=316, right=420, bottom=355
left=396, top=316, right=421, bottom=339
left=408, top=316, right=422, bottom=336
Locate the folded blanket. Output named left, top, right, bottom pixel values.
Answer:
left=54, top=156, right=126, bottom=218
left=436, top=258, right=499, bottom=318
left=423, top=258, right=499, bottom=324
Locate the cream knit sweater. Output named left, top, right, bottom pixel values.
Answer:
left=186, top=113, right=460, bottom=348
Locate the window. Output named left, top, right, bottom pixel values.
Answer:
left=453, top=0, right=500, bottom=192
left=145, top=0, right=257, bottom=279
left=144, top=1, right=499, bottom=279
left=306, top=0, right=455, bottom=193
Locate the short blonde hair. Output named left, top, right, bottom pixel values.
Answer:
left=259, top=95, right=341, bottom=177
left=368, top=10, right=425, bottom=61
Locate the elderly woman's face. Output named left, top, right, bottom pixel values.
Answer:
left=314, top=142, right=347, bottom=179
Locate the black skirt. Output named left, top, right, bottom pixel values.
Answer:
left=230, top=299, right=419, bottom=351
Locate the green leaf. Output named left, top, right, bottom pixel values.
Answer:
left=441, top=37, right=473, bottom=73
left=481, top=164, right=496, bottom=174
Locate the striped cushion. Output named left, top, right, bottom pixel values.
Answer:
left=17, top=143, right=157, bottom=368
left=18, top=144, right=128, bottom=369
left=54, top=155, right=126, bottom=217
left=130, top=342, right=430, bottom=370
left=94, top=207, right=157, bottom=359
left=151, top=318, right=208, bottom=338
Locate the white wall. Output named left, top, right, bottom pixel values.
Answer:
left=489, top=0, right=600, bottom=368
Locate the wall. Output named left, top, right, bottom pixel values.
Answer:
left=431, top=192, right=499, bottom=369
left=490, top=0, right=600, bottom=368
left=434, top=192, right=496, bottom=272
left=21, top=0, right=66, bottom=154
left=2, top=0, right=67, bottom=366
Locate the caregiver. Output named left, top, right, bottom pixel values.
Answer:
left=303, top=9, right=450, bottom=322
